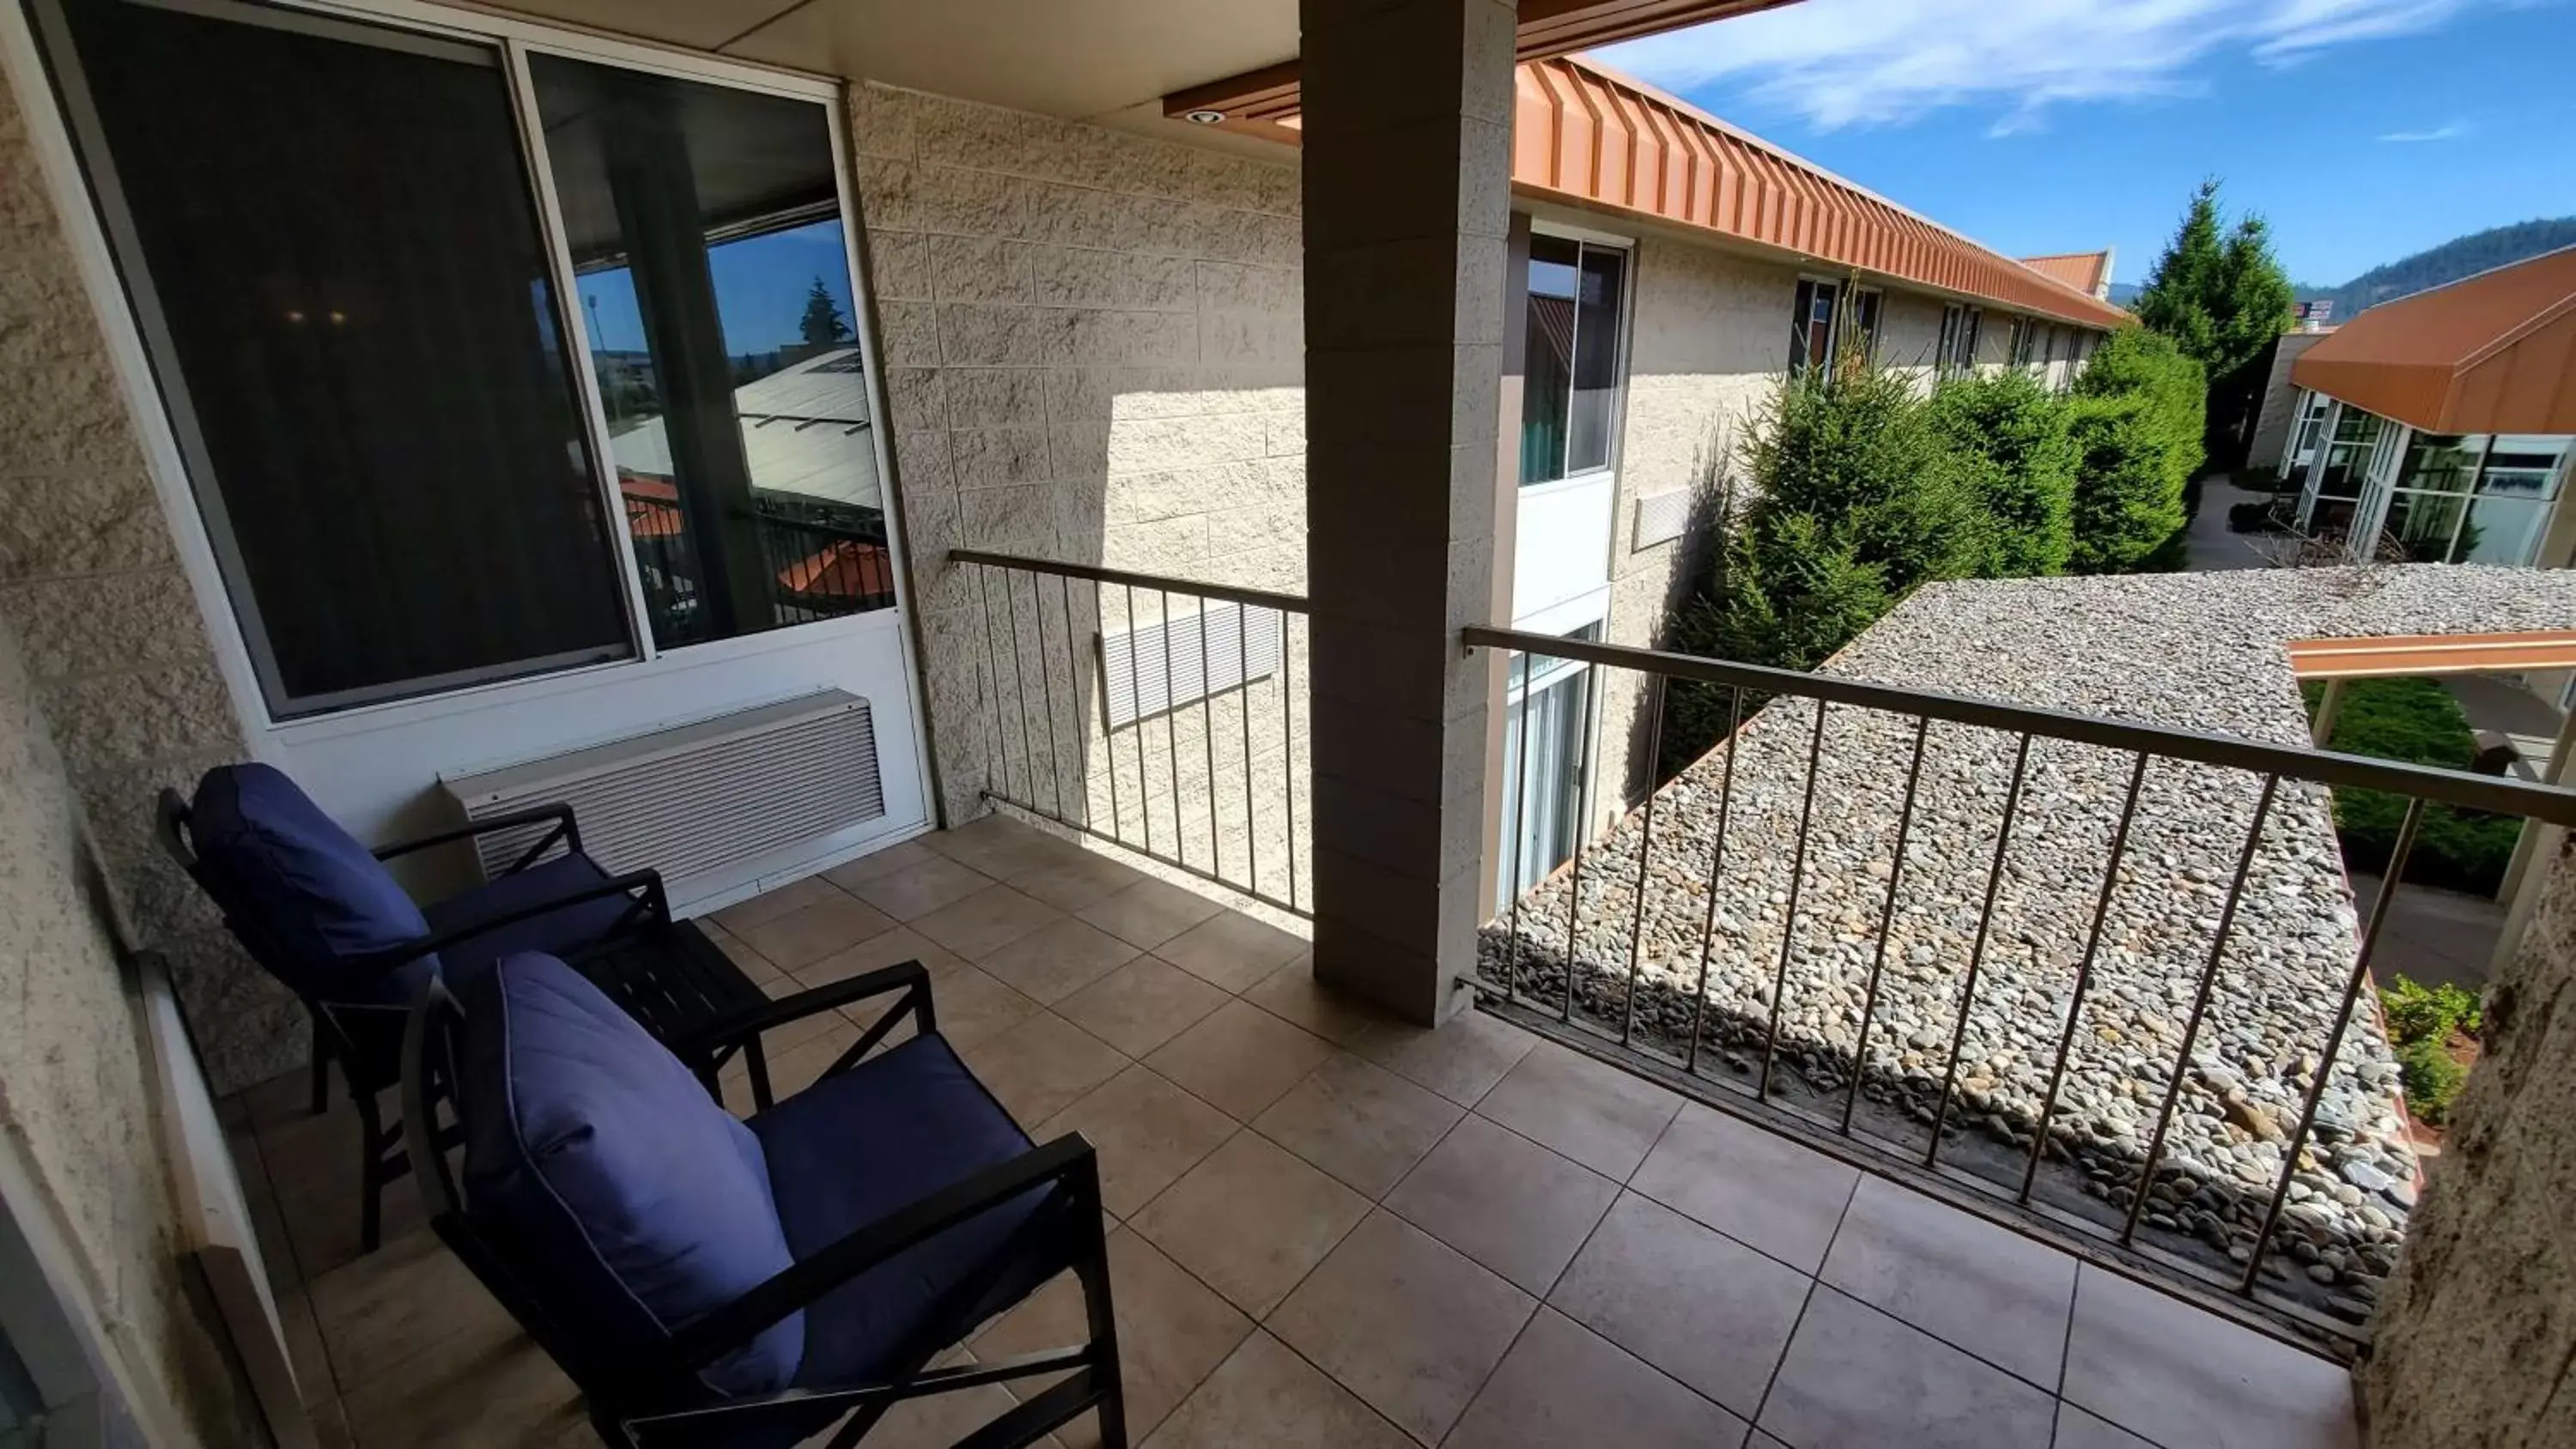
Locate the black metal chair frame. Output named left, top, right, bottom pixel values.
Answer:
left=155, top=791, right=773, bottom=1252
left=403, top=962, right=1126, bottom=1449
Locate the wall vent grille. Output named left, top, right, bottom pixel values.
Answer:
left=1633, top=488, right=1692, bottom=549
left=1098, top=600, right=1283, bottom=729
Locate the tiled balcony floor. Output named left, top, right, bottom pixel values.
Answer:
left=221, top=814, right=2360, bottom=1449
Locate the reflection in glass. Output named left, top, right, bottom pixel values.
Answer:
left=2396, top=433, right=2487, bottom=495
left=1519, top=236, right=1626, bottom=484
left=2314, top=408, right=2386, bottom=500
left=1569, top=246, right=1625, bottom=472
left=532, top=55, right=890, bottom=650
left=2382, top=491, right=2468, bottom=562
left=2457, top=494, right=2548, bottom=565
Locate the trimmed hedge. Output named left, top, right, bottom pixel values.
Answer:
left=2069, top=327, right=2205, bottom=573
left=1927, top=368, right=2078, bottom=578
left=2306, top=677, right=2522, bottom=894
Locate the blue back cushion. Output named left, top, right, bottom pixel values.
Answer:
left=459, top=953, right=802, bottom=1397
left=188, top=763, right=433, bottom=1003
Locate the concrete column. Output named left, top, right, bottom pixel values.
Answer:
left=1299, top=0, right=1516, bottom=1024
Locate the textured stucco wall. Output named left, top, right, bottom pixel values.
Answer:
left=1875, top=288, right=1948, bottom=388
left=2358, top=835, right=2576, bottom=1448
left=0, top=560, right=261, bottom=1442
left=2247, top=331, right=2330, bottom=476
left=0, top=65, right=282, bottom=1098
left=848, top=82, right=1309, bottom=878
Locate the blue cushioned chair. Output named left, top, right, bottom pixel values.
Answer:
left=158, top=762, right=768, bottom=1252
left=404, top=952, right=1123, bottom=1449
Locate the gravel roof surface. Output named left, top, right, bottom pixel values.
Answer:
left=1484, top=564, right=2576, bottom=1320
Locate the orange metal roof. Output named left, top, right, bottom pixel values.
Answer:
left=2288, top=630, right=2576, bottom=678
left=1512, top=58, right=2129, bottom=330
left=2019, top=251, right=2114, bottom=299
left=2289, top=246, right=2576, bottom=434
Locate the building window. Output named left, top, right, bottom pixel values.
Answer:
left=1850, top=288, right=1884, bottom=362
left=1788, top=277, right=1839, bottom=379
left=46, top=0, right=895, bottom=718
left=2009, top=317, right=2038, bottom=367
left=2377, top=432, right=2570, bottom=566
left=1520, top=235, right=1627, bottom=485
left=1497, top=625, right=1601, bottom=907
left=1937, top=304, right=1984, bottom=375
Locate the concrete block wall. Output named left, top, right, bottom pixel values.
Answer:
left=848, top=82, right=1307, bottom=830
left=0, top=67, right=284, bottom=1094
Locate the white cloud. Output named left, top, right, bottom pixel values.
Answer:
left=1593, top=0, right=2482, bottom=133
left=2378, top=120, right=2472, bottom=141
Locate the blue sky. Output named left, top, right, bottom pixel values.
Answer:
left=1594, top=0, right=2576, bottom=288
left=577, top=219, right=856, bottom=357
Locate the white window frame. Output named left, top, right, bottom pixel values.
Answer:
left=6, top=0, right=928, bottom=755
left=1522, top=218, right=1636, bottom=488
left=1937, top=302, right=1984, bottom=377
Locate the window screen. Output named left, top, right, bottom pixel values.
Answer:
left=56, top=0, right=635, bottom=716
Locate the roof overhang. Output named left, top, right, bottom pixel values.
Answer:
left=2287, top=631, right=2576, bottom=679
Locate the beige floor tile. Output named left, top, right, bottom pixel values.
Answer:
left=928, top=814, right=1086, bottom=880
left=1346, top=1009, right=1536, bottom=1107
left=1078, top=878, right=1225, bottom=950
left=1145, top=1000, right=1334, bottom=1120
left=976, top=1229, right=1253, bottom=1444
left=308, top=1226, right=517, bottom=1394
left=231, top=1064, right=326, bottom=1133
left=823, top=838, right=945, bottom=890
left=963, top=1012, right=1132, bottom=1125
left=1252, top=1051, right=1461, bottom=1197
left=1154, top=910, right=1307, bottom=993
left=2061, top=1266, right=2357, bottom=1449
left=1129, top=1132, right=1368, bottom=1316
left=1268, top=1210, right=1534, bottom=1445
left=1242, top=955, right=1386, bottom=1046
left=1013, top=851, right=1155, bottom=912
left=310, top=1397, right=351, bottom=1449
left=1140, top=1331, right=1413, bottom=1449
left=1036, top=1066, right=1239, bottom=1218
left=799, top=926, right=972, bottom=987
left=732, top=889, right=898, bottom=972
left=1820, top=1176, right=2076, bottom=1388
left=1055, top=957, right=1230, bottom=1058
left=1547, top=1192, right=1812, bottom=1419
left=979, top=918, right=1145, bottom=1004
left=337, top=1325, right=586, bottom=1449
left=276, top=1285, right=337, bottom=1407
left=712, top=875, right=841, bottom=932
left=1384, top=1114, right=1619, bottom=1296
left=700, top=921, right=785, bottom=985
left=2055, top=1405, right=2158, bottom=1448
left=847, top=853, right=999, bottom=921
left=739, top=1017, right=866, bottom=1104
left=1631, top=1102, right=1859, bottom=1272
left=908, top=966, right=1046, bottom=1052
left=260, top=1103, right=427, bottom=1282
left=1445, top=1307, right=1750, bottom=1449
left=915, top=884, right=1071, bottom=961
left=1759, top=1288, right=2057, bottom=1449
left=1474, top=1040, right=1682, bottom=1180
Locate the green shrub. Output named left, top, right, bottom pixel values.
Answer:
left=2381, top=974, right=2482, bottom=1045
left=2395, top=1035, right=2466, bottom=1125
left=2306, top=678, right=2524, bottom=894
left=1926, top=369, right=2078, bottom=577
left=2069, top=327, right=2204, bottom=573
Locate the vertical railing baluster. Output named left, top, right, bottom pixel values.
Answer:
left=1506, top=652, right=1537, bottom=1003
left=975, top=565, right=1021, bottom=804
left=1002, top=567, right=1040, bottom=816
left=1280, top=609, right=1299, bottom=912
left=2241, top=796, right=2424, bottom=1294
left=1241, top=605, right=1258, bottom=900
left=1927, top=733, right=2034, bottom=1167
left=1621, top=675, right=1666, bottom=1048
left=2019, top=752, right=2151, bottom=1202
left=1059, top=573, right=1089, bottom=828
left=1096, top=581, right=1121, bottom=840
left=1161, top=589, right=1183, bottom=868
left=1127, top=585, right=1151, bottom=858
left=1758, top=700, right=1830, bottom=1097
left=1560, top=657, right=1597, bottom=1026
left=1030, top=572, right=1066, bottom=822
left=1843, top=715, right=1931, bottom=1134
left=1684, top=685, right=1744, bottom=1076
left=2122, top=773, right=2281, bottom=1245
left=1200, top=604, right=1220, bottom=883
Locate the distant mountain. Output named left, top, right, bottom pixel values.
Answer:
left=2296, top=217, right=2576, bottom=322
left=2107, top=281, right=2142, bottom=307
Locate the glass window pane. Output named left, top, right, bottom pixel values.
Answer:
left=2456, top=493, right=2550, bottom=565
left=2396, top=433, right=2487, bottom=495
left=1853, top=290, right=1882, bottom=361
left=2481, top=435, right=2570, bottom=500
left=62, top=0, right=635, bottom=716
left=1518, top=236, right=1579, bottom=485
left=1567, top=245, right=1625, bottom=473
left=2381, top=490, right=2468, bottom=562
left=532, top=55, right=890, bottom=650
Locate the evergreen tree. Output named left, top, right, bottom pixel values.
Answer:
left=799, top=277, right=853, bottom=346
left=2131, top=180, right=2296, bottom=470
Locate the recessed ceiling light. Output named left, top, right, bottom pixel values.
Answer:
left=1183, top=109, right=1226, bottom=125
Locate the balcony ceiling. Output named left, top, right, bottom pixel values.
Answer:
left=481, top=0, right=1300, bottom=123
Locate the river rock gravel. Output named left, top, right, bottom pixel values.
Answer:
left=1480, top=565, right=2576, bottom=1320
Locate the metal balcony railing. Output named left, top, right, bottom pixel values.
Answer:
left=953, top=550, right=1309, bottom=919
left=1462, top=623, right=2576, bottom=1351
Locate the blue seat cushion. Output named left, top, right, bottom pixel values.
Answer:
left=750, top=1033, right=1076, bottom=1391
left=425, top=852, right=637, bottom=978
left=188, top=763, right=432, bottom=1004
left=459, top=953, right=803, bottom=1398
